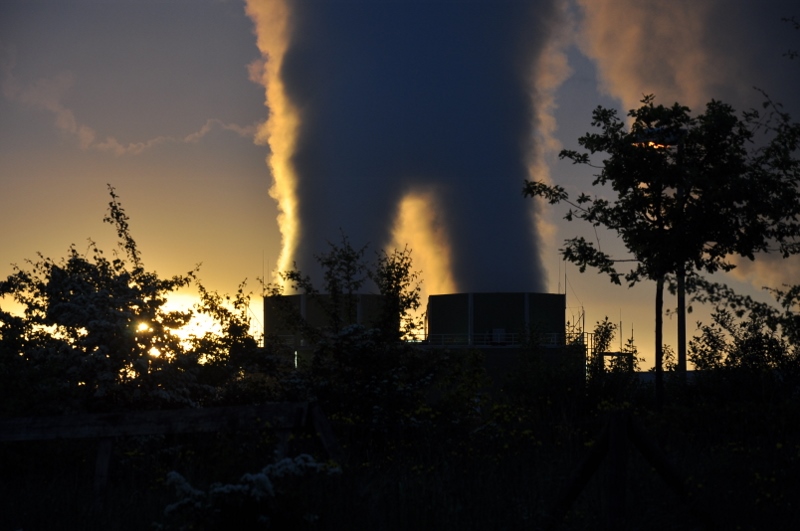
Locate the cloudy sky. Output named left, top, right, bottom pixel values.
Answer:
left=2, top=0, right=799, bottom=365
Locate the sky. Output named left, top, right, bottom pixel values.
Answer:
left=1, top=0, right=799, bottom=366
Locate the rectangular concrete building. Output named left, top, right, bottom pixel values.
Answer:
left=264, top=293, right=387, bottom=348
left=426, top=292, right=566, bottom=347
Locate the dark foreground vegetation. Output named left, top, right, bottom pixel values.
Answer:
left=3, top=190, right=800, bottom=530
left=3, top=360, right=800, bottom=530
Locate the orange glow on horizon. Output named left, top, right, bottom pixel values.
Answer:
left=245, top=0, right=300, bottom=288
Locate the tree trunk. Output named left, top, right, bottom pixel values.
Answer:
left=655, top=276, right=664, bottom=411
left=677, top=263, right=687, bottom=379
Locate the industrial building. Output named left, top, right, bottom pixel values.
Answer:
left=263, top=293, right=387, bottom=348
left=425, top=292, right=566, bottom=347
left=264, top=292, right=584, bottom=387
left=264, top=292, right=567, bottom=348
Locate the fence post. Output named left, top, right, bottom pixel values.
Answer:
left=604, top=411, right=628, bottom=530
left=310, top=403, right=343, bottom=462
left=92, top=437, right=113, bottom=514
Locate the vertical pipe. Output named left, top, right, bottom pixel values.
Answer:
left=524, top=293, right=530, bottom=341
left=300, top=294, right=307, bottom=348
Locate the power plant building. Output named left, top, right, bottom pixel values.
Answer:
left=425, top=292, right=565, bottom=347
left=264, top=292, right=566, bottom=348
left=264, top=291, right=581, bottom=388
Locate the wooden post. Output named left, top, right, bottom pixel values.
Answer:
left=92, top=437, right=113, bottom=514
left=310, top=403, right=343, bottom=462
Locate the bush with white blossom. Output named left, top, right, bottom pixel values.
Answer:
left=157, top=454, right=341, bottom=530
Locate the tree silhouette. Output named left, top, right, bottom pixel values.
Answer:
left=0, top=185, right=261, bottom=414
left=525, top=95, right=800, bottom=407
left=269, top=234, right=423, bottom=342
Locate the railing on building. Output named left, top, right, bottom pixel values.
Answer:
left=420, top=331, right=590, bottom=348
left=271, top=331, right=594, bottom=351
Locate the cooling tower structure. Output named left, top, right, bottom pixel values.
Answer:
left=264, top=290, right=584, bottom=388
left=425, top=292, right=565, bottom=347
left=264, top=292, right=566, bottom=347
